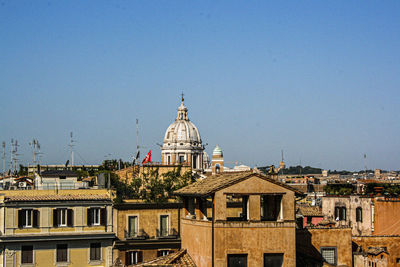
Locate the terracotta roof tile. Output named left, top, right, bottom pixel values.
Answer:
left=298, top=206, right=323, bottom=217
left=174, top=171, right=304, bottom=197
left=5, top=194, right=111, bottom=202
left=135, top=249, right=196, bottom=266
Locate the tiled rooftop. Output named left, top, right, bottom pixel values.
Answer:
left=4, top=194, right=111, bottom=202
left=174, top=171, right=303, bottom=197
left=298, top=205, right=323, bottom=217
left=135, top=249, right=196, bottom=266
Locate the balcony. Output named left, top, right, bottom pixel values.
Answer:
left=124, top=229, right=148, bottom=240
left=156, top=228, right=178, bottom=239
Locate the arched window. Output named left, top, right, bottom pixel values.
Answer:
left=356, top=207, right=363, bottom=222
left=215, top=164, right=220, bottom=174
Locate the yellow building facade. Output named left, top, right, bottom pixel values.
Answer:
left=0, top=189, right=115, bottom=267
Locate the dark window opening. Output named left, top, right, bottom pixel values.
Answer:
left=126, top=251, right=142, bottom=265
left=334, top=206, right=346, bottom=221
left=216, top=164, right=220, bottom=173
left=226, top=195, right=248, bottom=221
left=90, top=243, right=101, bottom=261
left=193, top=155, right=197, bottom=169
left=21, top=245, right=33, bottom=264
left=228, top=254, right=247, bottom=267
left=356, top=207, right=363, bottom=222
left=261, top=195, right=282, bottom=221
left=160, top=215, right=169, bottom=236
left=264, top=253, right=283, bottom=267
left=56, top=244, right=68, bottom=263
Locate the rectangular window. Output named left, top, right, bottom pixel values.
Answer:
left=128, top=216, right=138, bottom=237
left=179, top=155, right=185, bottom=163
left=157, top=250, right=171, bottom=257
left=21, top=245, right=33, bottom=264
left=228, top=254, right=247, bottom=267
left=356, top=207, right=363, bottom=222
left=261, top=195, right=282, bottom=221
left=93, top=208, right=100, bottom=225
left=264, top=253, right=283, bottom=267
left=321, top=247, right=336, bottom=265
left=59, top=209, right=67, bottom=226
left=90, top=243, right=101, bottom=261
left=160, top=215, right=169, bottom=237
left=334, top=207, right=346, bottom=221
left=226, top=194, right=249, bottom=221
left=18, top=209, right=40, bottom=228
left=126, top=251, right=142, bottom=265
left=56, top=244, right=68, bottom=263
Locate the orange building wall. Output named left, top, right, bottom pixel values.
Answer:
left=374, top=199, right=400, bottom=235
left=353, top=236, right=400, bottom=266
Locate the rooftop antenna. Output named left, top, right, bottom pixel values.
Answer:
left=364, top=153, right=367, bottom=179
left=10, top=139, right=20, bottom=174
left=2, top=142, right=5, bottom=176
left=281, top=149, right=284, bottom=162
left=69, top=132, right=75, bottom=169
left=135, top=119, right=140, bottom=164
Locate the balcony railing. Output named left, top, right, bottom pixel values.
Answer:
left=156, top=228, right=178, bottom=239
left=124, top=229, right=148, bottom=240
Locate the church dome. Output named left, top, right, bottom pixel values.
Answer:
left=213, top=145, right=223, bottom=156
left=163, top=100, right=202, bottom=146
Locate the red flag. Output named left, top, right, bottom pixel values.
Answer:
left=142, top=150, right=151, bottom=164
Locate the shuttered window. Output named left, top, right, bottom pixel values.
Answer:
left=90, top=243, right=101, bottom=261
left=128, top=216, right=138, bottom=237
left=87, top=208, right=106, bottom=226
left=56, top=244, right=68, bottom=263
left=53, top=209, right=74, bottom=227
left=18, top=209, right=39, bottom=228
left=160, top=215, right=169, bottom=237
left=126, top=251, right=142, bottom=265
left=21, top=246, right=33, bottom=264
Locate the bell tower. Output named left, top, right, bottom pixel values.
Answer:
left=211, top=145, right=224, bottom=175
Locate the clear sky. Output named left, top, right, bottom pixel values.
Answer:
left=1, top=1, right=399, bottom=171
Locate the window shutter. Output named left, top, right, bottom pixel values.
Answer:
left=100, top=208, right=107, bottom=226
left=125, top=251, right=131, bottom=265
left=138, top=251, right=143, bottom=263
left=18, top=210, right=24, bottom=228
left=87, top=208, right=92, bottom=226
left=53, top=209, right=58, bottom=227
left=33, top=210, right=40, bottom=228
left=67, top=209, right=74, bottom=227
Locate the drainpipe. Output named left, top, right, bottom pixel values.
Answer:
left=212, top=194, right=215, bottom=267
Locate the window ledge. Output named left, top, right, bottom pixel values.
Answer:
left=89, top=260, right=103, bottom=265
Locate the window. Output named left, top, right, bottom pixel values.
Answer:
left=215, top=164, right=220, bottom=173
left=56, top=244, right=68, bottom=263
left=90, top=243, right=101, bottom=261
left=192, top=155, right=197, bottom=169
left=126, top=251, right=142, bottom=265
left=128, top=216, right=138, bottom=237
left=334, top=206, right=346, bottom=221
left=157, top=250, right=171, bottom=257
left=18, top=209, right=39, bottom=228
left=53, top=208, right=73, bottom=227
left=21, top=245, right=33, bottom=264
left=226, top=194, right=249, bottom=221
left=261, top=195, right=282, bottom=221
left=87, top=208, right=106, bottom=226
left=321, top=247, right=337, bottom=265
left=264, top=253, right=283, bottom=267
left=356, top=207, right=363, bottom=222
left=179, top=155, right=185, bottom=163
left=228, top=254, right=247, bottom=267
left=160, top=215, right=169, bottom=237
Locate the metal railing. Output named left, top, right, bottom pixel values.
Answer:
left=156, top=228, right=178, bottom=238
left=124, top=229, right=148, bottom=240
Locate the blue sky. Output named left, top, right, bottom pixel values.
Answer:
left=1, top=1, right=399, bottom=171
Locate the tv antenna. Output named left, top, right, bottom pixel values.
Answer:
left=2, top=142, right=5, bottom=176
left=69, top=132, right=75, bottom=169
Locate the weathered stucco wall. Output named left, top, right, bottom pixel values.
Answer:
left=374, top=199, right=400, bottom=235
left=353, top=236, right=400, bottom=266
left=297, top=228, right=353, bottom=267
left=181, top=218, right=213, bottom=267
